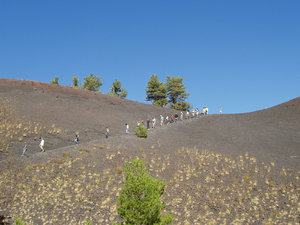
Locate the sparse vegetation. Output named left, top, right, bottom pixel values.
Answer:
left=116, top=157, right=173, bottom=225
left=0, top=97, right=64, bottom=154
left=0, top=147, right=299, bottom=224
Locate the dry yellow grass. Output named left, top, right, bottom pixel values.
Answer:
left=0, top=146, right=299, bottom=224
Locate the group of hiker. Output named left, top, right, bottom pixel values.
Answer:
left=21, top=106, right=214, bottom=156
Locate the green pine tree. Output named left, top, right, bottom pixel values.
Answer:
left=166, top=76, right=190, bottom=110
left=72, top=75, right=79, bottom=87
left=146, top=74, right=167, bottom=107
left=82, top=73, right=103, bottom=92
left=116, top=157, right=173, bottom=225
left=51, top=77, right=59, bottom=85
left=109, top=79, right=127, bottom=99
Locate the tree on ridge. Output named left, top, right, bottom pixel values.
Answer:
left=109, top=79, right=127, bottom=99
left=145, top=74, right=167, bottom=107
left=82, top=73, right=103, bottom=92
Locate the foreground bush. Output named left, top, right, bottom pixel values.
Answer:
left=116, top=157, right=172, bottom=225
left=14, top=218, right=25, bottom=225
left=135, top=124, right=147, bottom=138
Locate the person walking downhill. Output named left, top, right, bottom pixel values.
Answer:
left=39, top=137, right=45, bottom=152
left=125, top=123, right=129, bottom=134
left=160, top=115, right=164, bottom=126
left=152, top=117, right=156, bottom=128
left=147, top=119, right=150, bottom=130
left=105, top=127, right=109, bottom=139
left=21, top=142, right=28, bottom=156
left=180, top=111, right=183, bottom=120
left=75, top=134, right=79, bottom=144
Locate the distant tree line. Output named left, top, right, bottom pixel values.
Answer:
left=50, top=73, right=190, bottom=109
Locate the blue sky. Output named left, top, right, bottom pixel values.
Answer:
left=0, top=0, right=299, bottom=114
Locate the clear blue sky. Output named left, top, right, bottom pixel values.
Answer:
left=1, top=0, right=299, bottom=114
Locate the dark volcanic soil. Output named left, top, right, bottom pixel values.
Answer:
left=0, top=79, right=299, bottom=170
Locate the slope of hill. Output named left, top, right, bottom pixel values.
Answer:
left=0, top=79, right=178, bottom=158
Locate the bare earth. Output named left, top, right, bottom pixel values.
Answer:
left=0, top=79, right=299, bottom=224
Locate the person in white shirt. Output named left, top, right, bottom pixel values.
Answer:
left=152, top=117, right=156, bottom=128
left=39, top=137, right=45, bottom=152
left=160, top=115, right=164, bottom=126
left=125, top=123, right=129, bottom=134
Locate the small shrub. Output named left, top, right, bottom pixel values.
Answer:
left=51, top=77, right=59, bottom=84
left=62, top=152, right=69, bottom=158
left=83, top=221, right=93, bottom=225
left=135, top=124, right=147, bottom=138
left=117, top=157, right=172, bottom=224
left=116, top=165, right=123, bottom=174
left=14, top=218, right=25, bottom=225
left=57, top=158, right=64, bottom=164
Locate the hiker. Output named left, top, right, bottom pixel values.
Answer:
left=105, top=127, right=109, bottom=139
left=170, top=114, right=174, bottom=123
left=125, top=123, right=129, bottom=134
left=22, top=142, right=28, bottom=156
left=220, top=107, right=222, bottom=114
left=137, top=121, right=140, bottom=127
left=160, top=115, right=164, bottom=126
left=147, top=119, right=150, bottom=130
left=165, top=115, right=169, bottom=124
left=39, top=137, right=45, bottom=152
left=141, top=120, right=144, bottom=126
left=152, top=117, right=156, bottom=128
left=175, top=114, right=178, bottom=122
left=180, top=111, right=183, bottom=120
left=186, top=111, right=189, bottom=119
left=75, top=134, right=79, bottom=144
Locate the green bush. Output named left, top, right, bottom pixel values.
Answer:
left=135, top=124, right=147, bottom=138
left=51, top=77, right=59, bottom=85
left=83, top=221, right=93, bottom=225
left=14, top=218, right=26, bottom=225
left=116, top=157, right=172, bottom=225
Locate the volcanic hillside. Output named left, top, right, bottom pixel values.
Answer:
left=0, top=79, right=299, bottom=169
left=0, top=79, right=299, bottom=224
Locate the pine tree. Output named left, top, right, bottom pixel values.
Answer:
left=82, top=73, right=103, bottom=92
left=166, top=76, right=190, bottom=110
left=145, top=74, right=167, bottom=107
left=72, top=75, right=79, bottom=87
left=109, top=79, right=127, bottom=99
left=51, top=77, right=59, bottom=85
